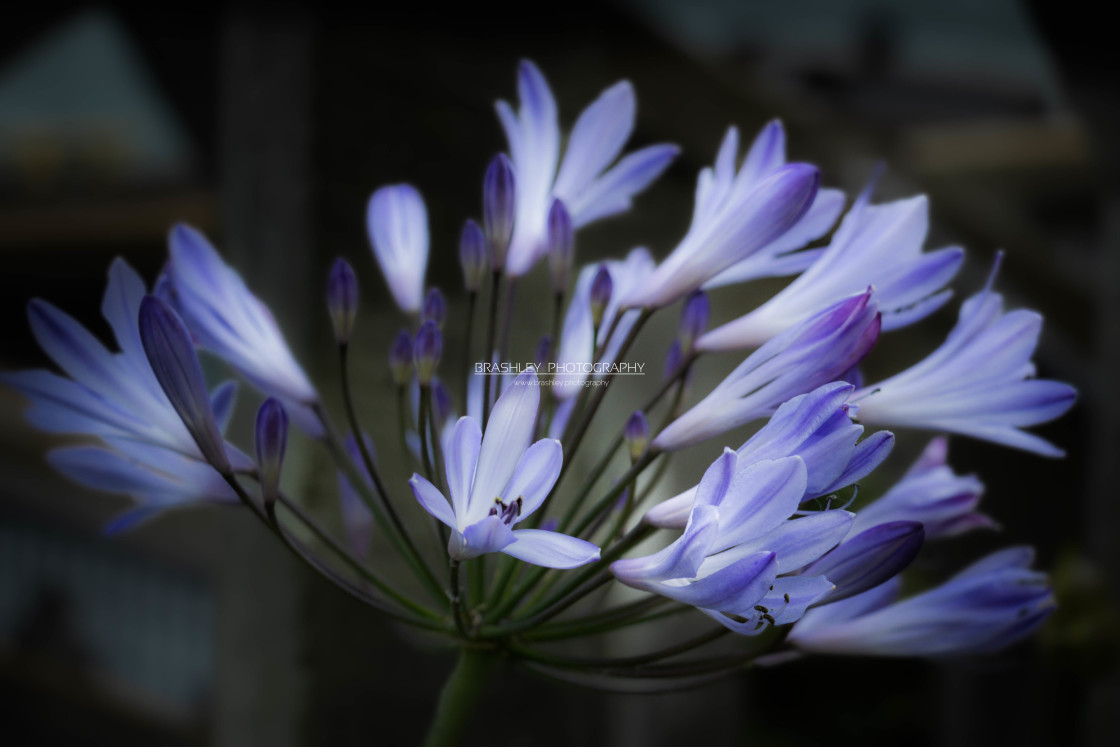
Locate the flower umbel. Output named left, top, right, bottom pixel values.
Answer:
left=1, top=57, right=1078, bottom=742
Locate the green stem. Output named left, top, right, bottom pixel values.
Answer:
left=418, top=385, right=435, bottom=480
left=511, top=627, right=730, bottom=671
left=482, top=270, right=502, bottom=426
left=449, top=560, right=468, bottom=638
left=560, top=309, right=653, bottom=464
left=315, top=404, right=448, bottom=605
left=423, top=647, right=499, bottom=747
left=462, top=290, right=477, bottom=401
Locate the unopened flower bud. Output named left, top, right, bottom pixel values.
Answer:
left=414, top=320, right=442, bottom=384
left=679, top=290, right=709, bottom=353
left=589, top=265, right=613, bottom=329
left=664, top=340, right=683, bottom=381
left=389, top=329, right=413, bottom=386
left=547, top=199, right=573, bottom=293
left=624, top=411, right=650, bottom=462
left=459, top=219, right=488, bottom=292
left=138, top=296, right=230, bottom=473
left=483, top=154, right=516, bottom=268
left=431, top=379, right=454, bottom=426
left=327, top=258, right=359, bottom=345
left=422, top=288, right=446, bottom=328
left=255, top=397, right=289, bottom=508
left=535, top=336, right=552, bottom=372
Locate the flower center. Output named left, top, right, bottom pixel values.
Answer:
left=489, top=496, right=523, bottom=525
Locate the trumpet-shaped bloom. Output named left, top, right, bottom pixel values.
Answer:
left=853, top=261, right=1077, bottom=457
left=850, top=437, right=993, bottom=538
left=552, top=248, right=655, bottom=398
left=1, top=259, right=247, bottom=530
left=621, top=155, right=820, bottom=309
left=613, top=450, right=852, bottom=634
left=699, top=122, right=845, bottom=289
left=366, top=184, right=430, bottom=313
left=646, top=382, right=894, bottom=527
left=166, top=224, right=320, bottom=433
left=498, top=60, right=678, bottom=276
left=653, top=291, right=881, bottom=450
left=789, top=547, right=1055, bottom=656
left=700, top=180, right=963, bottom=351
left=408, top=370, right=599, bottom=567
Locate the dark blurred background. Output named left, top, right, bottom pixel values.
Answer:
left=1, top=1, right=1117, bottom=745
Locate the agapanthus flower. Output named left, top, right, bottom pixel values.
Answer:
left=366, top=183, right=430, bottom=313
left=700, top=178, right=963, bottom=351
left=853, top=259, right=1077, bottom=456
left=1, top=259, right=246, bottom=530
left=613, top=450, right=852, bottom=633
left=408, top=370, right=600, bottom=567
left=553, top=248, right=655, bottom=398
left=850, top=437, right=992, bottom=538
left=647, top=381, right=893, bottom=527
left=621, top=151, right=820, bottom=310
left=653, top=291, right=881, bottom=450
left=788, top=547, right=1055, bottom=656
left=139, top=295, right=232, bottom=473
left=497, top=60, right=678, bottom=277
left=696, top=121, right=846, bottom=289
left=166, top=224, right=320, bottom=433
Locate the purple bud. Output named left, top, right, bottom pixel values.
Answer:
left=679, top=290, right=709, bottom=353
left=535, top=336, right=552, bottom=371
left=547, top=199, right=573, bottom=293
left=414, top=320, right=442, bottom=384
left=389, top=328, right=413, bottom=386
left=327, top=258, right=359, bottom=345
left=255, top=397, right=289, bottom=507
left=483, top=154, right=516, bottom=268
left=589, top=265, right=613, bottom=328
left=431, top=379, right=454, bottom=426
left=459, top=219, right=488, bottom=292
left=422, top=287, right=446, bottom=328
left=624, top=411, right=650, bottom=462
left=138, top=295, right=230, bottom=473
left=664, top=340, right=683, bottom=380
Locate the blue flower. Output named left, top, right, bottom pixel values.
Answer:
left=699, top=122, right=846, bottom=288
left=850, top=437, right=994, bottom=539
left=408, top=370, right=600, bottom=568
left=552, top=248, right=655, bottom=399
left=497, top=60, right=678, bottom=277
left=653, top=291, right=881, bottom=450
left=167, top=224, right=320, bottom=432
left=700, top=176, right=963, bottom=350
left=2, top=259, right=246, bottom=531
left=366, top=183, right=430, bottom=313
left=613, top=449, right=852, bottom=634
left=789, top=547, right=1055, bottom=656
left=646, top=381, right=893, bottom=527
left=620, top=124, right=821, bottom=309
left=854, top=259, right=1077, bottom=456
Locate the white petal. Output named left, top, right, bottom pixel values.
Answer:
left=505, top=529, right=600, bottom=568
left=470, top=370, right=539, bottom=521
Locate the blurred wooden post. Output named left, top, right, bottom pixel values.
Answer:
left=213, top=8, right=313, bottom=747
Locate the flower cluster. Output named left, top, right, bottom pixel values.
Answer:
left=4, top=59, right=1076, bottom=739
